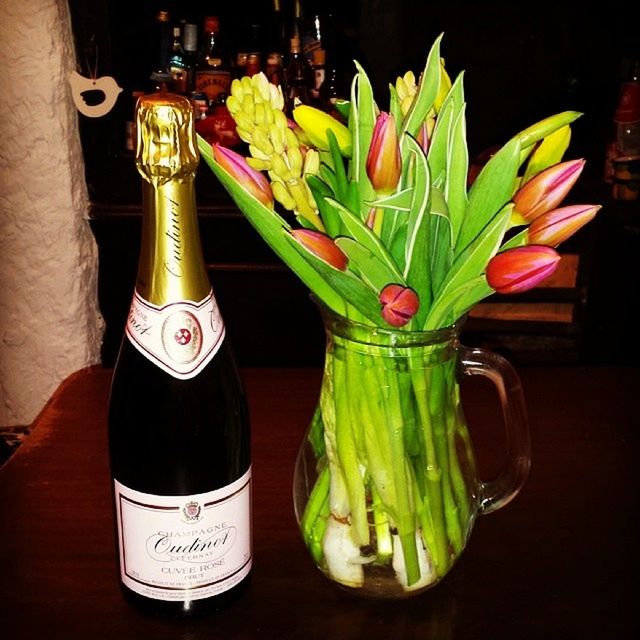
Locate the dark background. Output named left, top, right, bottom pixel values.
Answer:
left=68, top=0, right=640, bottom=367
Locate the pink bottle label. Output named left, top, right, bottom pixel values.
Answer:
left=125, top=290, right=225, bottom=380
left=114, top=469, right=252, bottom=601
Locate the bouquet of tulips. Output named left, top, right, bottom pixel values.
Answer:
left=198, top=34, right=599, bottom=591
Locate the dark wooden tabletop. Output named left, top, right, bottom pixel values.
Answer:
left=0, top=364, right=637, bottom=639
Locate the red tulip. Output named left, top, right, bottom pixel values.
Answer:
left=291, top=229, right=348, bottom=271
left=513, top=159, right=585, bottom=222
left=528, top=204, right=601, bottom=247
left=366, top=112, right=402, bottom=193
left=212, top=143, right=274, bottom=208
left=379, top=284, right=420, bottom=327
left=486, top=246, right=561, bottom=294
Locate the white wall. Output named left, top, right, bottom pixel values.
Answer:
left=0, top=0, right=104, bottom=426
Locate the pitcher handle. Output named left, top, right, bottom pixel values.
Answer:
left=460, top=346, right=531, bottom=515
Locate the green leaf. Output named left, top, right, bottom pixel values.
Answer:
left=389, top=224, right=408, bottom=272
left=197, top=134, right=346, bottom=315
left=401, top=33, right=443, bottom=139
left=305, top=175, right=342, bottom=237
left=445, top=105, right=469, bottom=246
left=426, top=99, right=454, bottom=182
left=427, top=71, right=464, bottom=181
left=319, top=163, right=338, bottom=194
left=428, top=187, right=453, bottom=301
left=402, top=135, right=432, bottom=325
left=499, top=227, right=529, bottom=251
left=349, top=61, right=377, bottom=217
left=368, top=188, right=414, bottom=212
left=454, top=136, right=520, bottom=255
left=334, top=99, right=351, bottom=121
left=425, top=275, right=493, bottom=329
left=284, top=230, right=384, bottom=326
left=427, top=203, right=512, bottom=328
left=450, top=275, right=494, bottom=319
left=514, top=110, right=582, bottom=151
left=335, top=237, right=405, bottom=292
left=327, top=128, right=349, bottom=199
left=326, top=197, right=403, bottom=279
left=389, top=83, right=403, bottom=130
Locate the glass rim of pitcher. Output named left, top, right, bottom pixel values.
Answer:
left=311, top=295, right=466, bottom=348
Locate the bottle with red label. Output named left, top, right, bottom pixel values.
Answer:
left=194, top=15, right=232, bottom=104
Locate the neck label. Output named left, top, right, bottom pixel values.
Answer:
left=126, top=290, right=225, bottom=379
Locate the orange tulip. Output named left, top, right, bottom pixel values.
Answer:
left=290, top=229, right=348, bottom=271
left=366, top=112, right=402, bottom=193
left=512, top=159, right=585, bottom=222
left=486, top=246, right=561, bottom=294
left=528, top=204, right=601, bottom=247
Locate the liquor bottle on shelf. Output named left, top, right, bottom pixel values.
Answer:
left=310, top=48, right=326, bottom=103
left=168, top=25, right=188, bottom=94
left=182, top=22, right=199, bottom=94
left=108, top=93, right=252, bottom=618
left=195, top=15, right=232, bottom=104
left=284, top=33, right=314, bottom=114
left=317, top=44, right=348, bottom=119
left=235, top=22, right=264, bottom=79
left=604, top=58, right=640, bottom=200
left=149, top=9, right=173, bottom=92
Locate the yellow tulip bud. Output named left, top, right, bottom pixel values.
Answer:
left=292, top=104, right=352, bottom=157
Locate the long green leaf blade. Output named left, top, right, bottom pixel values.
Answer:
left=445, top=105, right=469, bottom=245
left=427, top=204, right=511, bottom=328
left=455, top=137, right=520, bottom=255
left=336, top=237, right=405, bottom=292
left=327, top=197, right=403, bottom=279
left=402, top=135, right=432, bottom=325
left=401, top=33, right=443, bottom=138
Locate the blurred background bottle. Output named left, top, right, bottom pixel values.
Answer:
left=605, top=57, right=640, bottom=200
left=148, top=9, right=172, bottom=91
left=284, top=33, right=314, bottom=113
left=182, top=22, right=199, bottom=94
left=195, top=15, right=232, bottom=104
left=168, top=25, right=188, bottom=94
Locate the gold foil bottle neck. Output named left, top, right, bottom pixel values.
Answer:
left=135, top=93, right=199, bottom=185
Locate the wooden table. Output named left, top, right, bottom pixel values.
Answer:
left=1, top=365, right=637, bottom=639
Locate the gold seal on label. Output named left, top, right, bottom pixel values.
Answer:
left=161, top=310, right=203, bottom=364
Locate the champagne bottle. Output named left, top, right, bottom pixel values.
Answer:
left=108, top=93, right=252, bottom=618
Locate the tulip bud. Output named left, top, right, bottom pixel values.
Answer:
left=366, top=112, right=402, bottom=194
left=379, top=284, right=420, bottom=327
left=512, top=159, right=585, bottom=222
left=292, top=104, right=352, bottom=156
left=291, top=229, right=348, bottom=271
left=528, top=204, right=601, bottom=247
left=212, top=143, right=274, bottom=209
left=486, top=246, right=561, bottom=294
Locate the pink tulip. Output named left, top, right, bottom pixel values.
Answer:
left=290, top=229, right=348, bottom=271
left=513, top=159, right=585, bottom=222
left=528, top=204, right=601, bottom=247
left=379, top=284, right=420, bottom=327
left=212, top=143, right=274, bottom=208
left=486, top=246, right=561, bottom=294
left=366, top=112, right=402, bottom=193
